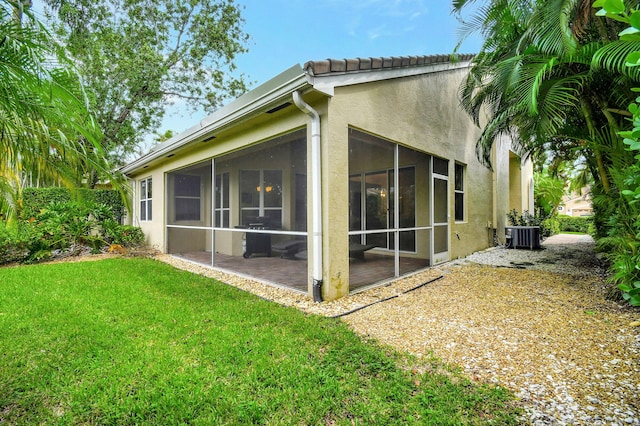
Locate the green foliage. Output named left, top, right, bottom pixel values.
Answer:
left=19, top=187, right=71, bottom=219
left=457, top=0, right=640, bottom=306
left=619, top=280, right=640, bottom=306
left=593, top=0, right=640, bottom=306
left=507, top=209, right=540, bottom=227
left=554, top=215, right=593, bottom=233
left=91, top=189, right=126, bottom=222
left=506, top=208, right=556, bottom=239
left=101, top=220, right=145, bottom=247
left=534, top=170, right=565, bottom=217
left=20, top=187, right=125, bottom=223
left=542, top=217, right=561, bottom=235
left=0, top=258, right=521, bottom=424
left=42, top=0, right=249, bottom=166
left=0, top=221, right=32, bottom=264
left=0, top=1, right=121, bottom=221
left=453, top=0, right=637, bottom=184
left=0, top=198, right=144, bottom=265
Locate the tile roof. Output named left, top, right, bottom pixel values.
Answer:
left=303, top=53, right=475, bottom=76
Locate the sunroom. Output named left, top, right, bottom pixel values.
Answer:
left=162, top=125, right=445, bottom=297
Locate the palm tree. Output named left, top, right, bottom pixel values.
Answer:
left=453, top=0, right=640, bottom=194
left=0, top=0, right=118, bottom=220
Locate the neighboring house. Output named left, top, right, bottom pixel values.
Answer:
left=121, top=54, right=533, bottom=302
left=558, top=189, right=592, bottom=217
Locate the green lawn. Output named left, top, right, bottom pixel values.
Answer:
left=0, top=258, right=519, bottom=425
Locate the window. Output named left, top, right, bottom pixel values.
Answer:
left=433, top=156, right=449, bottom=176
left=174, top=174, right=201, bottom=221
left=454, top=163, right=465, bottom=222
left=240, top=170, right=283, bottom=227
left=140, top=177, right=152, bottom=221
left=215, top=172, right=230, bottom=227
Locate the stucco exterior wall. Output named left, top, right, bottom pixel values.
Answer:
left=491, top=135, right=534, bottom=243
left=324, top=67, right=495, bottom=270
left=493, top=135, right=513, bottom=243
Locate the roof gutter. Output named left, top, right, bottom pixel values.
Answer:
left=121, top=65, right=310, bottom=175
left=292, top=90, right=323, bottom=303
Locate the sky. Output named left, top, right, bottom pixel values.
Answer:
left=31, top=0, right=484, bottom=144
left=159, top=0, right=484, bottom=136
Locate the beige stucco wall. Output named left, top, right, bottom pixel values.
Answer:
left=323, top=66, right=496, bottom=287
left=490, top=136, right=534, bottom=243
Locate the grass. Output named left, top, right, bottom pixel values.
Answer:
left=0, top=258, right=520, bottom=424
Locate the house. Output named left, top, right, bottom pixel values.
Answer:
left=121, top=54, right=533, bottom=302
left=558, top=188, right=592, bottom=217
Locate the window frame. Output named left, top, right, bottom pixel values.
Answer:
left=215, top=172, right=230, bottom=228
left=139, top=177, right=152, bottom=222
left=174, top=174, right=202, bottom=222
left=240, top=169, right=283, bottom=227
left=454, top=163, right=465, bottom=222
left=349, top=165, right=416, bottom=252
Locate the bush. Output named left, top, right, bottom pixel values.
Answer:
left=555, top=215, right=592, bottom=233
left=506, top=209, right=555, bottom=238
left=0, top=199, right=144, bottom=265
left=541, top=217, right=560, bottom=236
left=0, top=221, right=32, bottom=264
left=20, top=187, right=126, bottom=223
left=101, top=220, right=145, bottom=247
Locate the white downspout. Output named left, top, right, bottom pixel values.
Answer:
left=292, top=90, right=323, bottom=302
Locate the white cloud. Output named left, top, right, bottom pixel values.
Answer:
left=321, top=0, right=430, bottom=39
left=367, top=25, right=387, bottom=40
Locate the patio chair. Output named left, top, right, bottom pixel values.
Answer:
left=272, top=239, right=306, bottom=259
left=349, top=243, right=376, bottom=260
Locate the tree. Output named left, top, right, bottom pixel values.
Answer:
left=41, top=0, right=249, bottom=172
left=591, top=0, right=640, bottom=306
left=0, top=0, right=117, bottom=221
left=453, top=0, right=640, bottom=304
left=534, top=169, right=565, bottom=217
left=452, top=0, right=640, bottom=195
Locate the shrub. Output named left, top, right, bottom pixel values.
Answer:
left=0, top=221, right=32, bottom=264
left=0, top=199, right=145, bottom=265
left=587, top=0, right=640, bottom=306
left=20, top=187, right=126, bottom=223
left=506, top=209, right=554, bottom=238
left=555, top=215, right=592, bottom=233
left=541, top=217, right=560, bottom=236
left=101, top=219, right=145, bottom=247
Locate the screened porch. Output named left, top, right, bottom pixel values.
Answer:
left=165, top=127, right=445, bottom=294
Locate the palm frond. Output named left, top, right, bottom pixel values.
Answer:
left=524, top=0, right=579, bottom=56
left=592, top=40, right=640, bottom=82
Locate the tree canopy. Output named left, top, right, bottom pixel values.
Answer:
left=453, top=0, right=640, bottom=192
left=41, top=0, right=249, bottom=169
left=452, top=0, right=640, bottom=304
left=0, top=0, right=116, bottom=220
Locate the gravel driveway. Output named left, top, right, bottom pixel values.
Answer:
left=158, top=234, right=640, bottom=425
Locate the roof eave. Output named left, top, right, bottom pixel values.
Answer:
left=308, top=59, right=473, bottom=96
left=121, top=64, right=311, bottom=175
